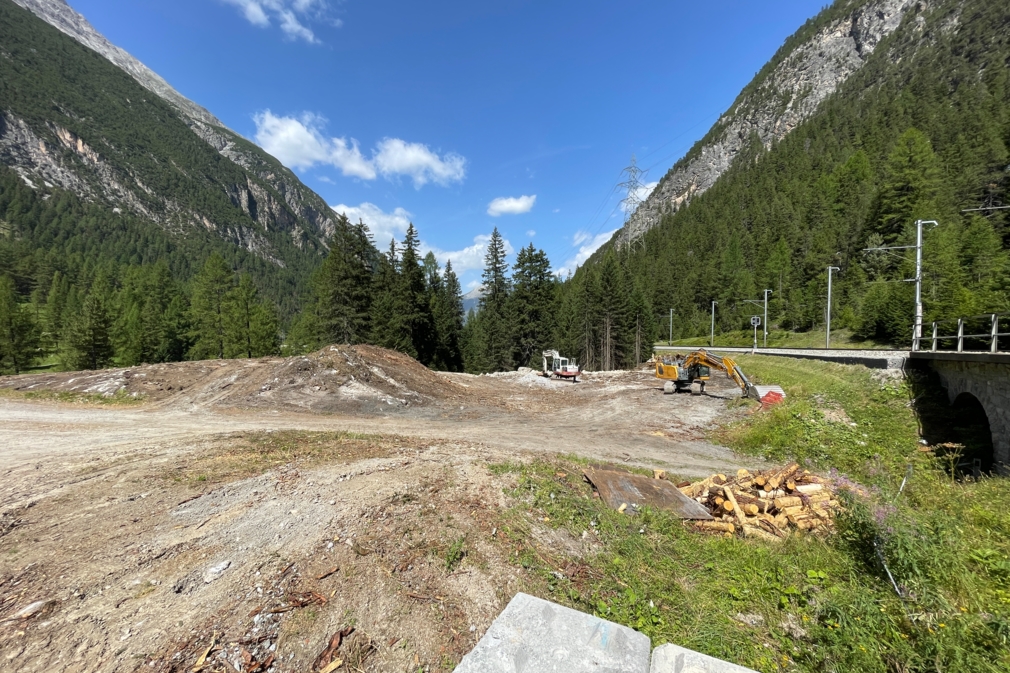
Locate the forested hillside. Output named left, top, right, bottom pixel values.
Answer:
left=592, top=0, right=1010, bottom=349
left=0, top=0, right=338, bottom=316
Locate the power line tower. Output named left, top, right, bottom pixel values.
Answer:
left=617, top=155, right=647, bottom=252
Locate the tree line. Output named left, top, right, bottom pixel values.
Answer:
left=0, top=209, right=661, bottom=375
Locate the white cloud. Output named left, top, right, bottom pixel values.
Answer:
left=253, top=112, right=465, bottom=187
left=487, top=195, right=536, bottom=217
left=556, top=228, right=619, bottom=277
left=621, top=181, right=659, bottom=214
left=331, top=202, right=412, bottom=248
left=426, top=234, right=514, bottom=274
left=526, top=230, right=536, bottom=237
left=222, top=0, right=335, bottom=43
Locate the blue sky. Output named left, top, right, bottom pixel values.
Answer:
left=71, top=0, right=827, bottom=290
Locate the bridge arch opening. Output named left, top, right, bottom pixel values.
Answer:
left=944, top=392, right=995, bottom=474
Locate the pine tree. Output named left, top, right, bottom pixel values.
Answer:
left=370, top=239, right=413, bottom=355
left=189, top=253, right=235, bottom=360
left=434, top=260, right=465, bottom=371
left=315, top=215, right=374, bottom=345
left=597, top=252, right=630, bottom=370
left=0, top=275, right=39, bottom=374
left=508, top=244, right=554, bottom=368
left=877, top=128, right=943, bottom=243
left=224, top=274, right=280, bottom=358
left=478, top=228, right=512, bottom=371
left=400, top=224, right=436, bottom=364
left=66, top=292, right=114, bottom=370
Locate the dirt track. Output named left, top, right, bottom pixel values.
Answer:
left=0, top=346, right=759, bottom=672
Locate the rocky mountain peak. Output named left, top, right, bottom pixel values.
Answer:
left=616, top=0, right=922, bottom=248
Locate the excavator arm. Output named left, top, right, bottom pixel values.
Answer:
left=682, top=349, right=753, bottom=396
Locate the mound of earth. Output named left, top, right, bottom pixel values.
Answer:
left=0, top=345, right=467, bottom=414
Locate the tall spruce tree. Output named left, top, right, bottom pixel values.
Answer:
left=478, top=228, right=512, bottom=371
left=597, top=252, right=630, bottom=370
left=315, top=215, right=375, bottom=345
left=224, top=274, right=280, bottom=358
left=435, top=260, right=465, bottom=372
left=189, top=254, right=235, bottom=360
left=400, top=224, right=436, bottom=365
left=66, top=291, right=114, bottom=371
left=370, top=239, right=413, bottom=355
left=508, top=244, right=554, bottom=368
left=0, top=275, right=39, bottom=374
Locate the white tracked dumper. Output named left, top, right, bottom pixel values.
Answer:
left=542, top=350, right=580, bottom=382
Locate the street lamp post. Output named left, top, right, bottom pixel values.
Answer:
left=826, top=266, right=840, bottom=349
left=669, top=308, right=673, bottom=345
left=710, top=301, right=717, bottom=348
left=763, top=289, right=772, bottom=348
left=862, top=219, right=938, bottom=351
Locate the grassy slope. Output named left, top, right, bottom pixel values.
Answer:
left=664, top=328, right=896, bottom=350
left=492, top=357, right=1010, bottom=672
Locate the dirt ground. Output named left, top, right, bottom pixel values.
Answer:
left=0, top=346, right=760, bottom=672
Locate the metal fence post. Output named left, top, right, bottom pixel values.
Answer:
left=957, top=318, right=964, bottom=352
left=932, top=322, right=938, bottom=352
left=992, top=313, right=999, bottom=353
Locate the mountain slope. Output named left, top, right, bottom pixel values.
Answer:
left=0, top=0, right=345, bottom=313
left=569, top=0, right=1010, bottom=352
left=617, top=0, right=919, bottom=247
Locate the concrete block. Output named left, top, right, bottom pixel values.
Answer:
left=650, top=644, right=758, bottom=673
left=455, top=593, right=651, bottom=673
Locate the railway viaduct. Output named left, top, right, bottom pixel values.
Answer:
left=654, top=345, right=1010, bottom=473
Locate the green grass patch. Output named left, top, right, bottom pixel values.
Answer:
left=662, top=328, right=894, bottom=350
left=492, top=356, right=1010, bottom=672
left=0, top=387, right=145, bottom=405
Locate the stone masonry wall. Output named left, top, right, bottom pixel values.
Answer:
left=929, top=360, right=1010, bottom=468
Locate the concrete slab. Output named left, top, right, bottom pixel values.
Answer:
left=455, top=592, right=652, bottom=673
left=650, top=643, right=758, bottom=673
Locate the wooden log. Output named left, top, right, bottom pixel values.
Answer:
left=753, top=475, right=767, bottom=488
left=781, top=505, right=805, bottom=517
left=736, top=468, right=751, bottom=479
left=743, top=524, right=781, bottom=542
left=759, top=489, right=786, bottom=499
left=795, top=483, right=823, bottom=494
left=722, top=486, right=747, bottom=528
left=774, top=496, right=803, bottom=509
left=713, top=496, right=725, bottom=508
left=653, top=469, right=667, bottom=480
left=713, top=474, right=727, bottom=485
left=807, top=492, right=831, bottom=503
left=721, top=500, right=735, bottom=513
left=773, top=513, right=789, bottom=529
left=786, top=479, right=797, bottom=492
left=742, top=503, right=760, bottom=516
left=695, top=521, right=735, bottom=533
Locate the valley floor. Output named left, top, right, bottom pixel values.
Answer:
left=0, top=347, right=755, bottom=673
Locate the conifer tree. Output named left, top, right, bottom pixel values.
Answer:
left=435, top=260, right=465, bottom=372
left=0, top=275, right=39, bottom=374
left=315, top=215, right=374, bottom=345
left=400, top=224, right=436, bottom=364
left=370, top=239, right=413, bottom=355
left=508, top=244, right=554, bottom=368
left=224, top=274, right=279, bottom=358
left=597, top=252, right=630, bottom=370
left=189, top=253, right=235, bottom=360
left=478, top=228, right=512, bottom=371
left=66, top=291, right=114, bottom=370
left=877, top=128, right=943, bottom=243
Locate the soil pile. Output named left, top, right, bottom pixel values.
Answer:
left=0, top=345, right=466, bottom=414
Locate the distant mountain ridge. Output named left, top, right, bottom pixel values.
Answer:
left=616, top=0, right=919, bottom=248
left=0, top=0, right=351, bottom=313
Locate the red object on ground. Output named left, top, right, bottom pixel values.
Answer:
left=760, top=391, right=785, bottom=407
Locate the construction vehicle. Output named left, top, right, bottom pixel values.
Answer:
left=654, top=348, right=785, bottom=403
left=542, top=350, right=580, bottom=382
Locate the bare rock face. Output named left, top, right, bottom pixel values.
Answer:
left=617, top=0, right=921, bottom=248
left=7, top=0, right=338, bottom=258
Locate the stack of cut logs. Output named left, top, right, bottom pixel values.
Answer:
left=677, top=463, right=840, bottom=541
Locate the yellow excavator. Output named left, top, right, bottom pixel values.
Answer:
left=654, top=349, right=785, bottom=402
